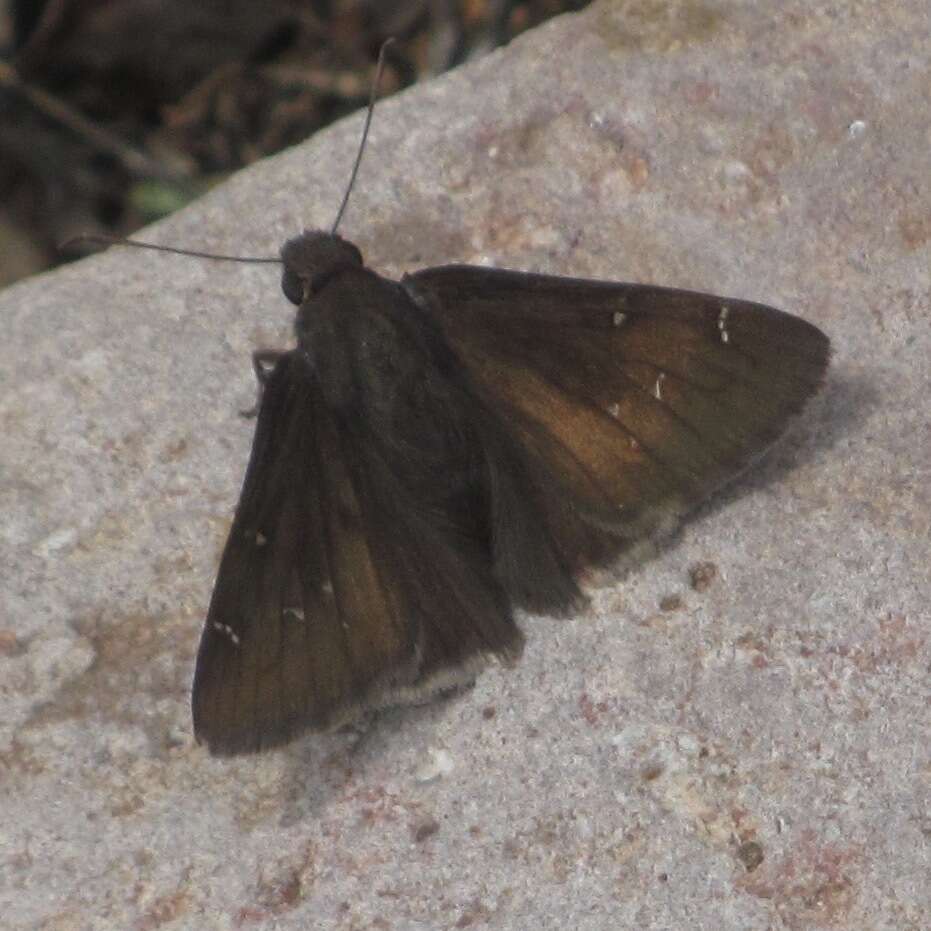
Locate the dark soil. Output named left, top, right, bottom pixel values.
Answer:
left=0, top=0, right=590, bottom=286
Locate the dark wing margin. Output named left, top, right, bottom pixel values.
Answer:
left=403, top=265, right=830, bottom=582
left=193, top=351, right=520, bottom=756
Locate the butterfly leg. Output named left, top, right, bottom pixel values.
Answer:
left=239, top=349, right=287, bottom=418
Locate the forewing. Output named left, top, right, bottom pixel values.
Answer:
left=193, top=349, right=521, bottom=755
left=404, top=266, right=829, bottom=558
left=192, top=351, right=419, bottom=755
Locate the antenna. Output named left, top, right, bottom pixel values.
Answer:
left=60, top=234, right=282, bottom=263
left=60, top=41, right=396, bottom=262
left=330, top=38, right=395, bottom=235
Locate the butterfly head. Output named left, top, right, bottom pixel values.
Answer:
left=280, top=231, right=363, bottom=305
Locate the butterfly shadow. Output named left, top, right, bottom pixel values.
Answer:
left=274, top=683, right=476, bottom=826
left=700, top=363, right=873, bottom=515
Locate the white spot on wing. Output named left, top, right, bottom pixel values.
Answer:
left=212, top=622, right=241, bottom=646
left=283, top=607, right=305, bottom=621
left=718, top=304, right=730, bottom=344
left=653, top=372, right=666, bottom=401
left=612, top=311, right=627, bottom=327
left=608, top=402, right=621, bottom=419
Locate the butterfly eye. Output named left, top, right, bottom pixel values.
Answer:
left=281, top=268, right=305, bottom=305
left=281, top=267, right=304, bottom=307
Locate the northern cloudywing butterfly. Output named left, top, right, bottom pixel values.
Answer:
left=78, top=49, right=830, bottom=755
left=190, top=234, right=828, bottom=753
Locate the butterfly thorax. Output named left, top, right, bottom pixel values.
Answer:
left=292, top=252, right=483, bottom=521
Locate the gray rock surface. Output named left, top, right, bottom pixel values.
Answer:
left=2, top=1, right=928, bottom=928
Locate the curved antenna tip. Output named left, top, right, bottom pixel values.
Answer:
left=330, top=38, right=396, bottom=236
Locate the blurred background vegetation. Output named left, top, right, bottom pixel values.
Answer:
left=0, top=0, right=591, bottom=287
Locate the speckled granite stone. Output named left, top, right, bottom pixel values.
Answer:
left=1, top=2, right=928, bottom=928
